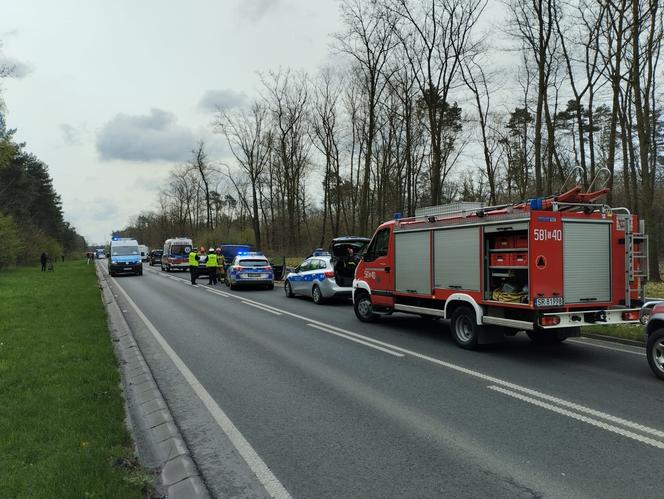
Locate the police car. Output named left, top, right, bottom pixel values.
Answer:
left=284, top=237, right=369, bottom=304
left=225, top=252, right=274, bottom=290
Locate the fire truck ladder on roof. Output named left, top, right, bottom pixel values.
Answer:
left=618, top=210, right=649, bottom=308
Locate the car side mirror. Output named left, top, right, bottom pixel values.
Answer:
left=294, top=266, right=300, bottom=272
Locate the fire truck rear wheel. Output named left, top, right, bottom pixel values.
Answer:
left=450, top=306, right=480, bottom=349
left=354, top=292, right=377, bottom=322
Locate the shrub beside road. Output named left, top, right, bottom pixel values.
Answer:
left=0, top=261, right=150, bottom=497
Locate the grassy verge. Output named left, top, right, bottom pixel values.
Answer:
left=645, top=280, right=664, bottom=298
left=0, top=261, right=151, bottom=498
left=584, top=323, right=645, bottom=343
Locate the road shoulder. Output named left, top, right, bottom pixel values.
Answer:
left=96, top=264, right=209, bottom=499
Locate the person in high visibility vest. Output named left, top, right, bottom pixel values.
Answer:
left=188, top=247, right=199, bottom=285
left=205, top=248, right=218, bottom=285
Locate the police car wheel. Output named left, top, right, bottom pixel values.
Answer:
left=229, top=281, right=237, bottom=290
left=284, top=281, right=294, bottom=297
left=646, top=329, right=664, bottom=380
left=267, top=283, right=274, bottom=290
left=450, top=307, right=480, bottom=349
left=312, top=285, right=324, bottom=305
left=354, top=292, right=377, bottom=322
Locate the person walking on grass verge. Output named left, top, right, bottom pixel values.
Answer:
left=206, top=248, right=218, bottom=285
left=40, top=252, right=48, bottom=272
left=188, top=246, right=199, bottom=285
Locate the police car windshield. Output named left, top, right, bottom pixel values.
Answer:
left=112, top=246, right=139, bottom=256
left=238, top=259, right=269, bottom=267
left=171, top=245, right=188, bottom=256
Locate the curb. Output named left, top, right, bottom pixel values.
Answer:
left=96, top=265, right=210, bottom=499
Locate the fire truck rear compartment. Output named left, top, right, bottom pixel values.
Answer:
left=563, top=221, right=611, bottom=304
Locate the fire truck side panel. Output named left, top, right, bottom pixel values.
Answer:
left=529, top=213, right=564, bottom=305
left=433, top=227, right=481, bottom=292
left=394, top=231, right=431, bottom=295
left=562, top=220, right=612, bottom=304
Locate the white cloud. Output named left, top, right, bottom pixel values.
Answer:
left=96, top=108, right=195, bottom=162
left=198, top=88, right=247, bottom=113
left=60, top=123, right=82, bottom=145
left=235, top=0, right=281, bottom=22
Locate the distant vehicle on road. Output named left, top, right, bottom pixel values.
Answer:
left=95, top=249, right=106, bottom=259
left=284, top=237, right=369, bottom=304
left=162, top=237, right=193, bottom=272
left=646, top=302, right=664, bottom=380
left=148, top=249, right=163, bottom=266
left=226, top=252, right=274, bottom=290
left=108, top=237, right=142, bottom=277
left=139, top=244, right=149, bottom=262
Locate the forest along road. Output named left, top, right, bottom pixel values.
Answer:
left=104, top=261, right=663, bottom=499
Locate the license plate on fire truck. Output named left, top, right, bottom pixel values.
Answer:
left=535, top=297, right=564, bottom=307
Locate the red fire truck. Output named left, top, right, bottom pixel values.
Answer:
left=353, top=186, right=648, bottom=348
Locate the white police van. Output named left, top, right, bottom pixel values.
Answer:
left=108, top=237, right=142, bottom=276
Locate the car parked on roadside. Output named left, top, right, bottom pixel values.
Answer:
left=225, top=252, right=274, bottom=290
left=284, top=237, right=369, bottom=304
left=645, top=302, right=664, bottom=380
left=148, top=249, right=163, bottom=266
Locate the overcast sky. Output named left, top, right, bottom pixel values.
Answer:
left=1, top=0, right=513, bottom=245
left=0, top=0, right=342, bottom=243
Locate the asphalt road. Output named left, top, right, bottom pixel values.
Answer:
left=103, top=262, right=664, bottom=499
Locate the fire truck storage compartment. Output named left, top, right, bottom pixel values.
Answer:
left=485, top=222, right=529, bottom=303
left=394, top=231, right=431, bottom=295
left=433, top=227, right=480, bottom=291
left=563, top=221, right=611, bottom=304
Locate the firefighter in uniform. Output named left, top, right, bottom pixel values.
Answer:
left=188, top=247, right=199, bottom=285
left=206, top=248, right=218, bottom=285
left=215, top=247, right=225, bottom=285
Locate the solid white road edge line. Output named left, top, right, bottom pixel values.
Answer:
left=243, top=301, right=282, bottom=316
left=568, top=338, right=644, bottom=356
left=176, top=275, right=664, bottom=440
left=488, top=385, right=664, bottom=450
left=307, top=323, right=405, bottom=358
left=111, top=279, right=292, bottom=499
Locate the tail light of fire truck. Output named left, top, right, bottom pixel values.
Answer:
left=539, top=315, right=561, bottom=327
left=621, top=310, right=640, bottom=321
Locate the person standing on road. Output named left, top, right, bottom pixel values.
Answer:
left=196, top=246, right=208, bottom=285
left=188, top=247, right=199, bottom=285
left=206, top=248, right=218, bottom=285
left=215, top=247, right=225, bottom=284
left=40, top=252, right=48, bottom=272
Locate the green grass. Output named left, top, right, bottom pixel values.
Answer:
left=646, top=280, right=664, bottom=298
left=584, top=323, right=645, bottom=343
left=0, top=261, right=151, bottom=498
